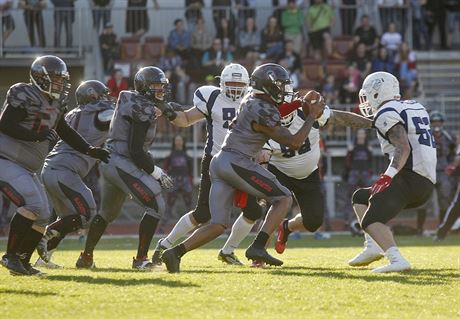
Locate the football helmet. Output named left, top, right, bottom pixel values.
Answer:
left=219, top=63, right=250, bottom=101
left=280, top=111, right=296, bottom=127
left=30, top=55, right=70, bottom=100
left=251, top=63, right=293, bottom=104
left=134, top=66, right=169, bottom=102
left=75, top=80, right=110, bottom=105
left=358, top=71, right=401, bottom=117
left=429, top=110, right=445, bottom=123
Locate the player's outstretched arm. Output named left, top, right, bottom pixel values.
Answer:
left=157, top=101, right=205, bottom=127
left=387, top=123, right=411, bottom=172
left=327, top=109, right=373, bottom=129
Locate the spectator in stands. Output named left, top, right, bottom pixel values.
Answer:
left=306, top=0, right=334, bottom=60
left=191, top=17, right=213, bottom=66
left=341, top=62, right=361, bottom=103
left=164, top=135, right=193, bottom=223
left=350, top=42, right=371, bottom=78
left=238, top=16, right=260, bottom=59
left=185, top=0, right=204, bottom=32
left=410, top=0, right=430, bottom=50
left=168, top=19, right=191, bottom=59
left=281, top=0, right=304, bottom=55
left=202, top=38, right=233, bottom=76
left=377, top=0, right=405, bottom=32
left=235, top=0, right=256, bottom=31
left=278, top=40, right=302, bottom=80
left=260, top=15, right=284, bottom=59
left=322, top=74, right=339, bottom=105
left=126, top=0, right=158, bottom=38
left=371, top=46, right=396, bottom=74
left=0, top=0, right=14, bottom=43
left=19, top=0, right=46, bottom=47
left=91, top=0, right=112, bottom=32
left=339, top=0, right=357, bottom=36
left=216, top=16, right=236, bottom=52
left=107, top=69, right=128, bottom=98
left=353, top=14, right=379, bottom=57
left=100, top=23, right=119, bottom=73
left=160, top=48, right=194, bottom=104
left=395, top=42, right=417, bottom=98
left=51, top=0, right=75, bottom=48
left=380, top=22, right=402, bottom=59
left=343, top=129, right=373, bottom=225
left=446, top=0, right=460, bottom=49
left=212, top=0, right=234, bottom=31
left=425, top=0, right=447, bottom=49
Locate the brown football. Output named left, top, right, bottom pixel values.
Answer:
left=301, top=90, right=323, bottom=118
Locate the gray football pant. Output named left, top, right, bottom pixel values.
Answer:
left=98, top=155, right=165, bottom=223
left=209, top=150, right=291, bottom=227
left=0, top=158, right=50, bottom=227
left=41, top=166, right=96, bottom=227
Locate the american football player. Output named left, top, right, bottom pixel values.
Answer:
left=0, top=56, right=110, bottom=276
left=348, top=71, right=436, bottom=273
left=151, top=63, right=264, bottom=266
left=76, top=67, right=174, bottom=270
left=160, top=63, right=325, bottom=273
left=35, top=80, right=115, bottom=268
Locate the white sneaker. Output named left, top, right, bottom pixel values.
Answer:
left=348, top=235, right=383, bottom=266
left=372, top=248, right=411, bottom=273
left=34, top=257, right=62, bottom=269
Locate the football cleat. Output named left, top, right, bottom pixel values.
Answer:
left=348, top=238, right=383, bottom=267
left=76, top=252, right=96, bottom=269
left=151, top=238, right=167, bottom=266
left=250, top=260, right=266, bottom=268
left=34, top=257, right=62, bottom=269
left=245, top=245, right=283, bottom=266
left=275, top=219, right=289, bottom=254
left=20, top=260, right=45, bottom=276
left=372, top=249, right=411, bottom=273
left=132, top=257, right=154, bottom=270
left=161, top=248, right=181, bottom=273
left=218, top=250, right=244, bottom=266
left=1, top=253, right=30, bottom=276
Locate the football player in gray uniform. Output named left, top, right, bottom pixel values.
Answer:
left=161, top=63, right=325, bottom=273
left=0, top=56, right=110, bottom=276
left=35, top=80, right=115, bottom=268
left=349, top=72, right=436, bottom=273
left=76, top=67, right=174, bottom=270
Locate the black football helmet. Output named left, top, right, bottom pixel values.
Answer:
left=134, top=66, right=169, bottom=102
left=30, top=55, right=70, bottom=100
left=250, top=63, right=293, bottom=104
left=76, top=80, right=111, bottom=105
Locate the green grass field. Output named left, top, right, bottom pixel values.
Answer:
left=1, top=235, right=459, bottom=319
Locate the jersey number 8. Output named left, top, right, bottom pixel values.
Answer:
left=280, top=139, right=311, bottom=158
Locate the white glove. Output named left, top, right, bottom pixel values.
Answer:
left=152, top=166, right=174, bottom=190
left=317, top=105, right=331, bottom=127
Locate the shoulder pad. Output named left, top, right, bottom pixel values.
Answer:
left=194, top=85, right=220, bottom=102
left=7, top=83, right=33, bottom=109
left=98, top=108, right=115, bottom=123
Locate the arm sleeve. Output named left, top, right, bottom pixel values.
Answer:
left=128, top=120, right=156, bottom=174
left=0, top=105, right=46, bottom=141
left=373, top=109, right=405, bottom=137
left=56, top=116, right=91, bottom=154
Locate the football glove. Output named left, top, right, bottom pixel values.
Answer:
left=370, top=174, right=392, bottom=196
left=152, top=166, right=174, bottom=190
left=87, top=146, right=110, bottom=163
left=317, top=105, right=331, bottom=126
left=156, top=101, right=177, bottom=121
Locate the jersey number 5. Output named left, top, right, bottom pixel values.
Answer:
left=222, top=108, right=236, bottom=129
left=280, top=139, right=311, bottom=158
left=412, top=116, right=436, bottom=148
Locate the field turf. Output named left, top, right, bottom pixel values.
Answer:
left=1, top=235, right=459, bottom=319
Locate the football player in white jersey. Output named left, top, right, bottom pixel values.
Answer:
left=151, top=63, right=264, bottom=265
left=348, top=71, right=436, bottom=273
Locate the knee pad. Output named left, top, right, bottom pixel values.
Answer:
left=192, top=204, right=211, bottom=224
left=242, top=199, right=263, bottom=222
left=352, top=188, right=370, bottom=205
left=145, top=194, right=165, bottom=220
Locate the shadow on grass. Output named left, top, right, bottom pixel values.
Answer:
left=44, top=274, right=199, bottom=288
left=0, top=288, right=58, bottom=296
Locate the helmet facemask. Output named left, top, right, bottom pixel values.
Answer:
left=280, top=111, right=296, bottom=127
left=142, top=80, right=169, bottom=102
left=31, top=66, right=70, bottom=101
left=223, top=81, right=248, bottom=101
left=264, top=72, right=293, bottom=104
left=220, top=64, right=250, bottom=101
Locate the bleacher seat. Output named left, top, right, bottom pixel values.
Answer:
left=121, top=37, right=142, bottom=60
left=326, top=61, right=348, bottom=81
left=332, top=35, right=354, bottom=59
left=143, top=36, right=164, bottom=60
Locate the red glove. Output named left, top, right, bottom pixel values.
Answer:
left=278, top=100, right=301, bottom=117
left=234, top=190, right=248, bottom=208
left=445, top=164, right=457, bottom=176
left=370, top=174, right=392, bottom=196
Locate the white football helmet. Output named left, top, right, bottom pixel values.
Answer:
left=220, top=63, right=250, bottom=101
left=281, top=111, right=296, bottom=127
left=358, top=71, right=401, bottom=117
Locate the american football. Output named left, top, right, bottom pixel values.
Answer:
left=0, top=1, right=458, bottom=319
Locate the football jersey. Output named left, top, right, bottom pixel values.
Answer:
left=194, top=85, right=239, bottom=156
left=106, top=90, right=157, bottom=158
left=373, top=100, right=437, bottom=184
left=0, top=83, right=65, bottom=172
left=265, top=110, right=321, bottom=179
left=222, top=95, right=281, bottom=158
left=44, top=100, right=114, bottom=178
